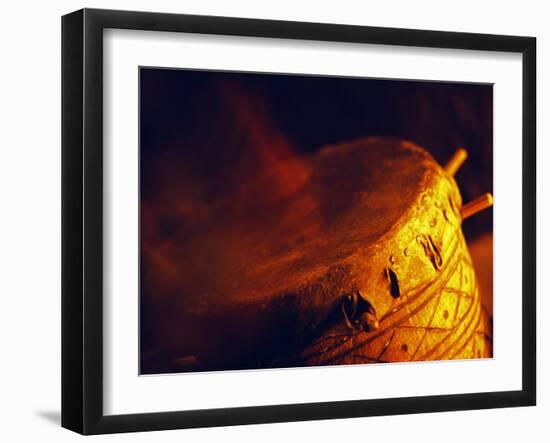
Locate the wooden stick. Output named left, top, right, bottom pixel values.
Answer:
left=461, top=193, right=493, bottom=220
left=444, top=148, right=468, bottom=176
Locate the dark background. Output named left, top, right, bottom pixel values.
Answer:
left=140, top=68, right=492, bottom=236
left=140, top=68, right=493, bottom=371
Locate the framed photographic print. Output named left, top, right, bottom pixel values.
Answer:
left=61, top=8, right=536, bottom=435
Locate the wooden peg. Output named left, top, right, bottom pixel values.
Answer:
left=444, top=148, right=468, bottom=176
left=461, top=193, right=493, bottom=220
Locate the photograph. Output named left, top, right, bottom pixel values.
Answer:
left=139, top=68, right=494, bottom=375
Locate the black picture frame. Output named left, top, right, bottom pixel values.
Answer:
left=62, top=8, right=536, bottom=435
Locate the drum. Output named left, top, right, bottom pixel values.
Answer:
left=140, top=137, right=492, bottom=373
